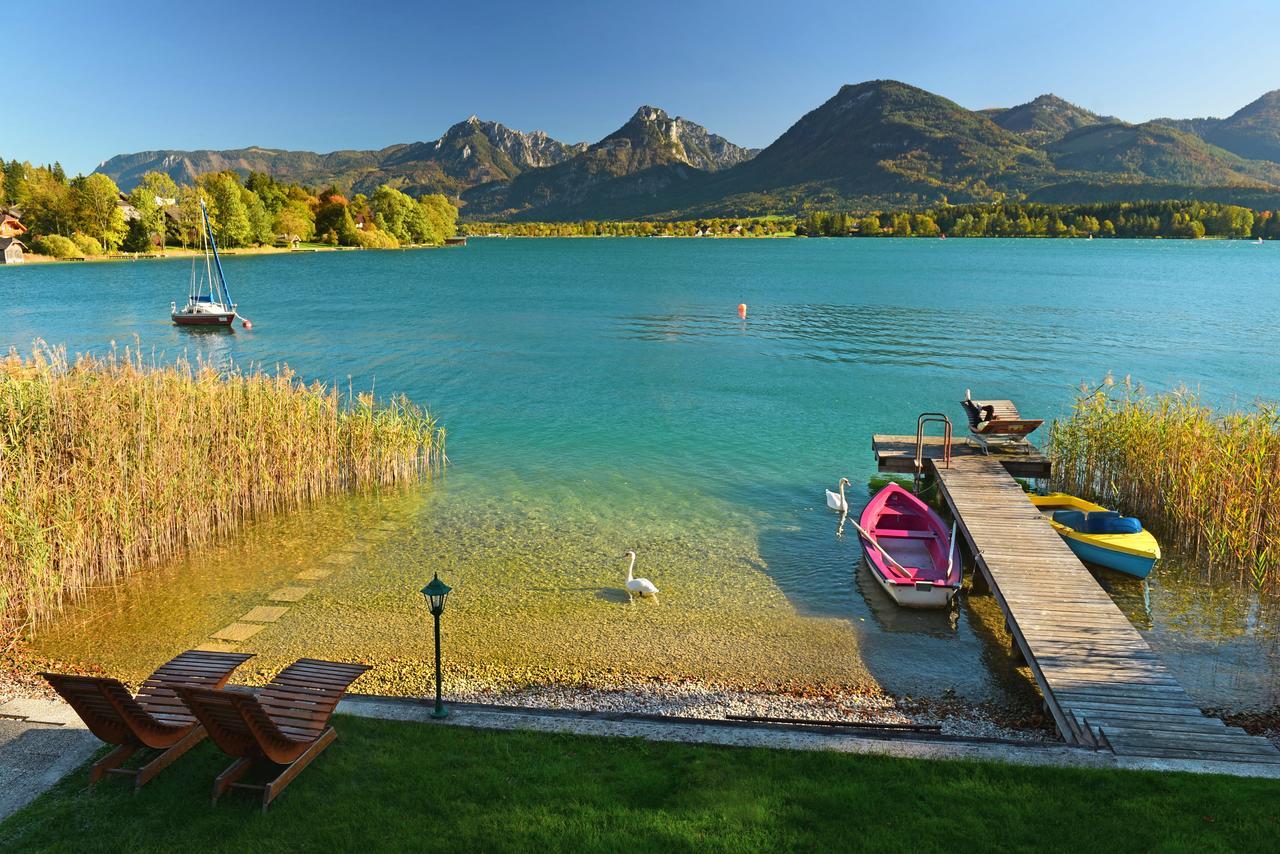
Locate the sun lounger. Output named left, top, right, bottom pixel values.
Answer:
left=40, top=649, right=254, bottom=789
left=176, top=658, right=370, bottom=810
left=962, top=389, right=1043, bottom=453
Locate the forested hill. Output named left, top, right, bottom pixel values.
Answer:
left=94, top=82, right=1280, bottom=221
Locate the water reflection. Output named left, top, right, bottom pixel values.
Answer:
left=855, top=563, right=958, bottom=638
left=1101, top=553, right=1280, bottom=710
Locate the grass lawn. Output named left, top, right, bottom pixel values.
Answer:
left=2, top=716, right=1277, bottom=853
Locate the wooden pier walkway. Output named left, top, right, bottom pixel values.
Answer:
left=873, top=435, right=1280, bottom=765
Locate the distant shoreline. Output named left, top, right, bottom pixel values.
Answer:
left=7, top=233, right=1271, bottom=267
left=9, top=242, right=454, bottom=266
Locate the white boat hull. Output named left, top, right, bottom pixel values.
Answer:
left=866, top=557, right=959, bottom=608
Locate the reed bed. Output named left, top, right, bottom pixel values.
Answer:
left=1049, top=376, right=1279, bottom=588
left=0, top=345, right=444, bottom=639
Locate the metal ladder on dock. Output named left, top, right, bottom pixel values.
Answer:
left=912, top=412, right=951, bottom=493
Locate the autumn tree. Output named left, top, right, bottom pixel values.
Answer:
left=70, top=173, right=126, bottom=250
left=199, top=172, right=252, bottom=247
left=127, top=171, right=180, bottom=251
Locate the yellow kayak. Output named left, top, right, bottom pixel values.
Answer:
left=1029, top=492, right=1161, bottom=578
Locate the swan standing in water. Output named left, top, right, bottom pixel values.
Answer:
left=623, top=549, right=660, bottom=604
left=826, top=477, right=851, bottom=516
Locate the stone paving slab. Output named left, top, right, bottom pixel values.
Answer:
left=0, top=713, right=100, bottom=821
left=0, top=700, right=80, bottom=727
left=211, top=622, right=265, bottom=642
left=269, top=586, right=311, bottom=602
left=297, top=568, right=334, bottom=581
left=241, top=605, right=289, bottom=623
left=322, top=553, right=355, bottom=566
left=195, top=641, right=240, bottom=653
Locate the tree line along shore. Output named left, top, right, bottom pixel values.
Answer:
left=0, top=158, right=459, bottom=261
left=465, top=200, right=1277, bottom=239
left=3, top=154, right=1276, bottom=262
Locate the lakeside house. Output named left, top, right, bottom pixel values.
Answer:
left=117, top=192, right=141, bottom=223
left=0, top=236, right=26, bottom=263
left=1, top=210, right=27, bottom=239
left=275, top=233, right=303, bottom=249
left=1, top=211, right=28, bottom=263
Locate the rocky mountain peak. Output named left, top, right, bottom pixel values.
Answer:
left=596, top=106, right=756, bottom=171
left=629, top=105, right=670, bottom=123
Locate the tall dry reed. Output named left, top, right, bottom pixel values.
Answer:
left=0, top=345, right=445, bottom=639
left=1049, top=376, right=1279, bottom=588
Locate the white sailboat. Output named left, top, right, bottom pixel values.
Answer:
left=171, top=199, right=244, bottom=327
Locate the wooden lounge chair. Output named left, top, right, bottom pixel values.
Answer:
left=961, top=389, right=1043, bottom=453
left=40, top=649, right=254, bottom=789
left=176, top=658, right=370, bottom=811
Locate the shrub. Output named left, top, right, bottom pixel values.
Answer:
left=354, top=227, right=399, bottom=249
left=31, top=234, right=78, bottom=258
left=71, top=232, right=103, bottom=256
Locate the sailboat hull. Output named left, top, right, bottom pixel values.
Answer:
left=172, top=311, right=236, bottom=326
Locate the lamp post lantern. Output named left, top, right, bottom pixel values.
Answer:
left=420, top=573, right=452, bottom=719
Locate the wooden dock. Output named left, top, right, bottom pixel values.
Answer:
left=872, top=435, right=1280, bottom=765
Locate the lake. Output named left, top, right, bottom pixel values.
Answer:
left=5, top=238, right=1279, bottom=711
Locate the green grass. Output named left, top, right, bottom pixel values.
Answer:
left=2, top=716, right=1277, bottom=853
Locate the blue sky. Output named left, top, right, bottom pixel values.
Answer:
left=10, top=0, right=1280, bottom=175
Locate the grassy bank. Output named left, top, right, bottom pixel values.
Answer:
left=0, top=346, right=444, bottom=640
left=3, top=716, right=1277, bottom=852
left=1049, top=378, right=1279, bottom=587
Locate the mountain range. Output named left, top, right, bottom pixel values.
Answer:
left=96, top=82, right=1280, bottom=219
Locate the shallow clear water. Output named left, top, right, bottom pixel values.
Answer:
left=6, top=238, right=1280, bottom=709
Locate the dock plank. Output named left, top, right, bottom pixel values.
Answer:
left=928, top=453, right=1280, bottom=764
left=872, top=434, right=1051, bottom=478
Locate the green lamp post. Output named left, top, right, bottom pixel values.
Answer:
left=420, top=573, right=452, bottom=719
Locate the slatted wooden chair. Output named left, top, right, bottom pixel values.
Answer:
left=40, top=650, right=254, bottom=789
left=176, top=658, right=370, bottom=811
left=962, top=389, right=1043, bottom=453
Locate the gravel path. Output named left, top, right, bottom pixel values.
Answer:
left=428, top=677, right=1051, bottom=742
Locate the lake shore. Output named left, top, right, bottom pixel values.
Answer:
left=0, top=648, right=1050, bottom=743
left=9, top=234, right=1267, bottom=267
left=10, top=242, right=454, bottom=265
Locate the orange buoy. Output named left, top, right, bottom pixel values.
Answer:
left=241, top=318, right=253, bottom=329
left=737, top=303, right=747, bottom=318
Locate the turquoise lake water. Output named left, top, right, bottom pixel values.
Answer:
left=5, top=238, right=1280, bottom=709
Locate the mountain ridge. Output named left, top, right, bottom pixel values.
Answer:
left=95, top=82, right=1280, bottom=219
left=460, top=106, right=757, bottom=220
left=987, top=94, right=1117, bottom=145
left=96, top=118, right=591, bottom=197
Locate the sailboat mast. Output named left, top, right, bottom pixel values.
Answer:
left=200, top=199, right=234, bottom=308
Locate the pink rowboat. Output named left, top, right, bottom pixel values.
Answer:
left=857, top=483, right=961, bottom=608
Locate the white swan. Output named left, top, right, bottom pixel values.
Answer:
left=623, top=550, right=660, bottom=604
left=826, top=477, right=851, bottom=516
